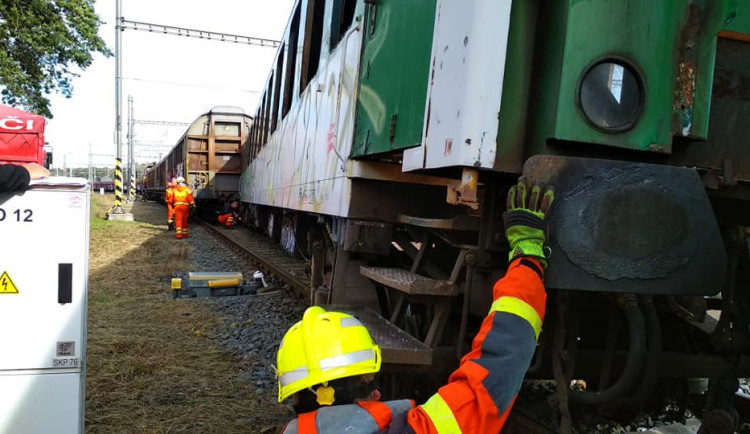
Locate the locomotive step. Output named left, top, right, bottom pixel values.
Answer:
left=397, top=214, right=479, bottom=232
left=360, top=266, right=458, bottom=296
left=324, top=305, right=432, bottom=366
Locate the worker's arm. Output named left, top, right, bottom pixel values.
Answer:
left=405, top=258, right=545, bottom=433
left=406, top=180, right=554, bottom=433
left=0, top=164, right=31, bottom=193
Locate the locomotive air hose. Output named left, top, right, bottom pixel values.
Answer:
left=618, top=295, right=663, bottom=409
left=569, top=293, right=647, bottom=406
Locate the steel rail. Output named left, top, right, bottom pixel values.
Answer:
left=195, top=217, right=310, bottom=297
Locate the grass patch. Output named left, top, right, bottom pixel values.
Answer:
left=86, top=200, right=288, bottom=433
left=90, top=193, right=114, bottom=222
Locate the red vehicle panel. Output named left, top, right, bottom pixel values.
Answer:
left=0, top=104, right=46, bottom=165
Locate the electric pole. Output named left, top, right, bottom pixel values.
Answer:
left=127, top=95, right=136, bottom=202
left=88, top=143, right=93, bottom=181
left=110, top=0, right=127, bottom=217
left=110, top=2, right=276, bottom=217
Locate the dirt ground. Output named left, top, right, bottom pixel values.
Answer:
left=86, top=195, right=289, bottom=433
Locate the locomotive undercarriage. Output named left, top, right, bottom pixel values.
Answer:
left=240, top=159, right=750, bottom=431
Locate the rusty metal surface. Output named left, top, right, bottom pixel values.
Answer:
left=672, top=37, right=750, bottom=187
left=343, top=219, right=392, bottom=255
left=397, top=214, right=480, bottom=232
left=446, top=168, right=480, bottom=210
left=522, top=155, right=727, bottom=295
left=143, top=110, right=250, bottom=201
left=360, top=266, right=458, bottom=296
left=672, top=3, right=701, bottom=137
left=324, top=305, right=432, bottom=366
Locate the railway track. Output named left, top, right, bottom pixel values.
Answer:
left=195, top=217, right=562, bottom=431
left=194, top=216, right=310, bottom=297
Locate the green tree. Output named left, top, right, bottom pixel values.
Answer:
left=0, top=0, right=110, bottom=117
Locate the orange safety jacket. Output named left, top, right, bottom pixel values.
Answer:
left=172, top=185, right=195, bottom=207
left=282, top=257, right=546, bottom=434
left=164, top=185, right=175, bottom=205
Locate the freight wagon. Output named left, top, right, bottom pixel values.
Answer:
left=143, top=106, right=251, bottom=211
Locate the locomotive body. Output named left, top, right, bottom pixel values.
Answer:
left=144, top=106, right=251, bottom=210
left=239, top=0, right=750, bottom=424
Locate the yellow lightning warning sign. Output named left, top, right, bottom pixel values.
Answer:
left=0, top=271, right=19, bottom=294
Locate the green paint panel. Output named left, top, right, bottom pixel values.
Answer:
left=554, top=0, right=683, bottom=152
left=531, top=0, right=692, bottom=153
left=494, top=0, right=539, bottom=173
left=352, top=0, right=436, bottom=157
left=722, top=0, right=750, bottom=34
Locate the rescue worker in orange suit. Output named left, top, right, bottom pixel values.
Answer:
left=172, top=177, right=195, bottom=239
left=164, top=179, right=176, bottom=231
left=276, top=178, right=554, bottom=433
left=218, top=199, right=240, bottom=228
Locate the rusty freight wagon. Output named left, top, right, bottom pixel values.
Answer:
left=143, top=106, right=252, bottom=210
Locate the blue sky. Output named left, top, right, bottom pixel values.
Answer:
left=45, top=0, right=295, bottom=168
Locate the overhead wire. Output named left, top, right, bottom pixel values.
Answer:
left=122, top=76, right=261, bottom=93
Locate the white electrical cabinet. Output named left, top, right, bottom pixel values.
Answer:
left=0, top=178, right=90, bottom=434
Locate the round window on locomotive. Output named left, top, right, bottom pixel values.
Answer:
left=579, top=60, right=643, bottom=132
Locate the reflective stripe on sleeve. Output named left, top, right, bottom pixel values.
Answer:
left=420, top=393, right=462, bottom=433
left=489, top=297, right=542, bottom=339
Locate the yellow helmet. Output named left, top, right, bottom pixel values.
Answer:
left=276, top=306, right=381, bottom=403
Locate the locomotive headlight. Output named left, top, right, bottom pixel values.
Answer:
left=579, top=60, right=644, bottom=132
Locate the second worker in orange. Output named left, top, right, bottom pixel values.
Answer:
left=171, top=177, right=195, bottom=239
left=164, top=179, right=176, bottom=231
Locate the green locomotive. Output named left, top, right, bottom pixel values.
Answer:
left=241, top=0, right=750, bottom=427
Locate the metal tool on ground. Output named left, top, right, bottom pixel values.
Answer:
left=172, top=271, right=277, bottom=299
left=253, top=270, right=268, bottom=288
left=171, top=278, right=182, bottom=299
left=188, top=272, right=245, bottom=297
